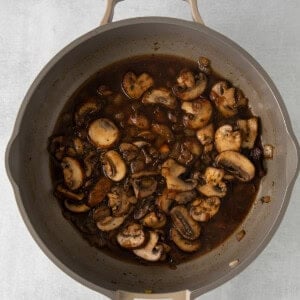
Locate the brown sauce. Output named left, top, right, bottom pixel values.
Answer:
left=49, top=54, right=265, bottom=266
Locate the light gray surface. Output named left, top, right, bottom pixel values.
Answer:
left=1, top=0, right=299, bottom=299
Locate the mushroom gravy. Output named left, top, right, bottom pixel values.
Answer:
left=49, top=55, right=265, bottom=266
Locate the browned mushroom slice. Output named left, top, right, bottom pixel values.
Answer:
left=132, top=177, right=157, bottom=199
left=119, top=143, right=139, bottom=162
left=102, top=150, right=127, bottom=182
left=87, top=177, right=112, bottom=207
left=134, top=197, right=153, bottom=220
left=73, top=137, right=84, bottom=155
left=83, top=151, right=98, bottom=178
left=142, top=88, right=177, bottom=109
left=128, top=113, right=150, bottom=129
left=190, top=197, right=221, bottom=222
left=237, top=117, right=258, bottom=149
left=75, top=98, right=100, bottom=126
left=170, top=206, right=201, bottom=240
left=107, top=186, right=135, bottom=216
left=210, top=81, right=247, bottom=118
left=93, top=205, right=111, bottom=222
left=117, top=223, right=146, bottom=249
left=156, top=188, right=173, bottom=214
left=88, top=118, right=119, bottom=149
left=198, top=57, right=211, bottom=75
left=183, top=138, right=202, bottom=156
left=137, top=131, right=156, bottom=141
left=173, top=72, right=207, bottom=101
left=97, top=215, right=125, bottom=232
left=181, top=99, right=213, bottom=129
left=170, top=228, right=201, bottom=252
left=161, top=159, right=197, bottom=191
left=142, top=211, right=167, bottom=229
left=151, top=123, right=174, bottom=142
left=131, top=170, right=160, bottom=179
left=216, top=151, right=255, bottom=182
left=196, top=124, right=214, bottom=146
left=133, top=231, right=163, bottom=261
left=173, top=190, right=197, bottom=204
left=64, top=200, right=90, bottom=213
left=197, top=167, right=227, bottom=198
left=122, top=72, right=154, bottom=99
left=56, top=184, right=84, bottom=201
left=61, top=157, right=84, bottom=190
left=215, top=125, right=241, bottom=153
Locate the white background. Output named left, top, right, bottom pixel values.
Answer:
left=1, top=0, right=300, bottom=299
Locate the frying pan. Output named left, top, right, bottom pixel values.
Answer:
left=5, top=0, right=299, bottom=299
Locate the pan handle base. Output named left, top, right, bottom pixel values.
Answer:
left=114, top=290, right=191, bottom=300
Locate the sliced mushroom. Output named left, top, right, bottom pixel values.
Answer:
left=215, top=125, right=241, bottom=153
left=196, top=124, right=214, bottom=146
left=75, top=98, right=100, bottom=126
left=156, top=189, right=173, bottom=214
left=102, top=150, right=127, bottom=182
left=181, top=99, right=213, bottom=129
left=132, top=177, right=157, bottom=199
left=107, top=186, right=135, bottom=216
left=237, top=117, right=258, bottom=149
left=190, top=197, right=221, bottom=222
left=137, top=131, right=156, bottom=141
left=88, top=118, right=119, bottom=149
left=87, top=177, right=112, bottom=207
left=117, top=223, right=146, bottom=249
left=122, top=72, right=154, bottom=99
left=216, top=150, right=255, bottom=182
left=210, top=81, right=247, bottom=117
left=134, top=197, right=153, bottom=220
left=93, top=205, right=111, bottom=222
left=173, top=72, right=207, bottom=101
left=197, top=167, right=227, bottom=198
left=131, top=170, right=160, bottom=179
left=151, top=124, right=174, bottom=142
left=49, top=136, right=66, bottom=160
left=170, top=228, right=201, bottom=252
left=176, top=69, right=195, bottom=88
left=133, top=231, right=163, bottom=261
left=142, top=211, right=167, bottom=229
left=142, top=88, right=177, bottom=109
left=56, top=184, right=84, bottom=201
left=73, top=137, right=84, bottom=155
left=170, top=206, right=201, bottom=240
left=128, top=113, right=150, bottom=129
left=183, top=138, right=202, bottom=156
left=161, top=159, right=197, bottom=191
left=198, top=56, right=211, bottom=75
left=61, top=157, right=84, bottom=190
left=119, top=143, right=139, bottom=162
left=173, top=190, right=197, bottom=204
left=96, top=216, right=125, bottom=232
left=64, top=200, right=90, bottom=213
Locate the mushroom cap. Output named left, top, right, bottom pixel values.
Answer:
left=88, top=118, right=119, bottom=149
left=216, top=150, right=255, bottom=182
left=196, top=123, right=214, bottom=145
left=75, top=98, right=100, bottom=126
left=133, top=231, right=163, bottom=261
left=61, top=157, right=84, bottom=190
left=173, top=72, right=207, bottom=101
left=96, top=216, right=125, bottom=232
left=197, top=182, right=227, bottom=198
left=132, top=177, right=157, bottom=199
left=237, top=117, right=258, bottom=149
left=117, top=223, right=146, bottom=249
left=102, top=150, right=127, bottom=182
left=87, top=177, right=112, bottom=207
left=190, top=197, right=221, bottom=222
left=122, top=72, right=154, bottom=99
left=170, top=228, right=201, bottom=252
left=64, top=200, right=90, bottom=213
left=142, top=88, right=177, bottom=109
left=181, top=99, right=213, bottom=129
left=170, top=206, right=201, bottom=240
left=142, top=211, right=167, bottom=229
left=215, top=125, right=241, bottom=153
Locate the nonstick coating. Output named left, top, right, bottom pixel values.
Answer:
left=6, top=18, right=299, bottom=299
